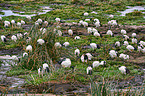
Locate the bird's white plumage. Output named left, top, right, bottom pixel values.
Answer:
left=87, top=27, right=92, bottom=34
left=63, top=42, right=69, bottom=47
left=107, top=30, right=113, bottom=36
left=37, top=39, right=45, bottom=45
left=26, top=45, right=32, bottom=52
left=119, top=66, right=127, bottom=74
left=74, top=49, right=80, bottom=56
left=109, top=50, right=117, bottom=58
left=54, top=42, right=62, bottom=48
left=92, top=61, right=100, bottom=68
left=94, top=22, right=100, bottom=27
left=84, top=12, right=89, bottom=16
left=121, top=29, right=127, bottom=35
left=61, top=58, right=71, bottom=68
left=132, top=38, right=137, bottom=44
left=74, top=36, right=80, bottom=40
left=43, top=63, right=49, bottom=70
left=17, top=22, right=21, bottom=27
left=23, top=52, right=28, bottom=57
left=126, top=45, right=134, bottom=52
left=17, top=33, right=23, bottom=39
left=21, top=20, right=25, bottom=25
left=87, top=66, right=92, bottom=75
left=115, top=41, right=120, bottom=47
left=123, top=41, right=129, bottom=46
left=132, top=33, right=136, bottom=37
left=11, top=20, right=15, bottom=24
left=90, top=43, right=97, bottom=50
left=86, top=53, right=93, bottom=60
left=11, top=35, right=17, bottom=42
left=119, top=53, right=129, bottom=60
left=68, top=29, right=73, bottom=36
left=55, top=18, right=60, bottom=22
left=94, top=32, right=100, bottom=37
left=1, top=35, right=6, bottom=42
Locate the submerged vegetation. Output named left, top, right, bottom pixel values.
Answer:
left=0, top=0, right=145, bottom=95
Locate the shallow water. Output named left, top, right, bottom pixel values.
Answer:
left=0, top=60, right=26, bottom=94
left=0, top=6, right=52, bottom=17
left=118, top=6, right=145, bottom=16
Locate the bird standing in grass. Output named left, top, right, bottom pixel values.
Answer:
left=43, top=63, right=49, bottom=73
left=74, top=49, right=80, bottom=57
left=118, top=66, right=130, bottom=74
left=87, top=66, right=92, bottom=75
left=38, top=66, right=43, bottom=77
left=26, top=45, right=32, bottom=52
left=11, top=35, right=17, bottom=42
left=58, top=58, right=71, bottom=68
left=1, top=35, right=7, bottom=42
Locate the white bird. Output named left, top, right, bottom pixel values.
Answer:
left=119, top=66, right=130, bottom=74
left=109, top=50, right=117, bottom=58
left=17, top=22, right=21, bottom=27
left=87, top=27, right=92, bottom=34
left=85, top=19, right=90, bottom=21
left=26, top=45, right=32, bottom=52
left=74, top=36, right=80, bottom=40
left=119, top=53, right=129, bottom=60
left=11, top=35, right=17, bottom=42
left=87, top=66, right=92, bottom=75
left=1, top=35, right=7, bottom=42
left=26, top=16, right=31, bottom=20
left=17, top=33, right=23, bottom=39
left=109, top=14, right=114, bottom=18
left=43, top=63, right=49, bottom=73
left=4, top=21, right=10, bottom=25
left=126, top=45, right=134, bottom=52
left=68, top=29, right=73, bottom=36
left=123, top=35, right=129, bottom=40
left=21, top=20, right=25, bottom=25
left=132, top=33, right=136, bottom=38
left=90, top=43, right=100, bottom=50
left=23, top=52, right=28, bottom=57
left=59, top=58, right=71, bottom=68
left=37, top=39, right=45, bottom=45
left=55, top=18, right=60, bottom=22
left=100, top=61, right=106, bottom=66
left=74, top=49, right=80, bottom=56
left=42, top=28, right=47, bottom=35
left=107, top=30, right=113, bottom=36
left=138, top=46, right=142, bottom=52
left=79, top=20, right=84, bottom=24
left=92, top=28, right=98, bottom=33
left=81, top=54, right=88, bottom=63
left=123, top=41, right=129, bottom=46
left=94, top=19, right=99, bottom=22
left=94, top=22, right=100, bottom=28
left=43, top=21, right=48, bottom=26
left=94, top=32, right=100, bottom=37
left=54, top=42, right=62, bottom=48
left=11, top=20, right=15, bottom=24
left=37, top=19, right=42, bottom=24
left=56, top=30, right=62, bottom=36
left=84, top=12, right=89, bottom=16
left=11, top=55, right=19, bottom=61
left=63, top=42, right=69, bottom=47
left=121, top=29, right=127, bottom=35
left=38, top=67, right=43, bottom=77
left=82, top=22, right=88, bottom=27
left=132, top=38, right=137, bottom=44
left=139, top=41, right=145, bottom=46
left=115, top=41, right=120, bottom=47
left=108, top=20, right=117, bottom=26
left=86, top=53, right=93, bottom=60
left=92, top=61, right=100, bottom=68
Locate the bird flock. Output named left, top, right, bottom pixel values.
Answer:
left=0, top=11, right=145, bottom=77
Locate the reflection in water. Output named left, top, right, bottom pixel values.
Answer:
left=0, top=6, right=52, bottom=17
left=118, top=6, right=145, bottom=16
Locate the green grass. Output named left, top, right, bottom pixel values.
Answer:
left=0, top=0, right=144, bottom=95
